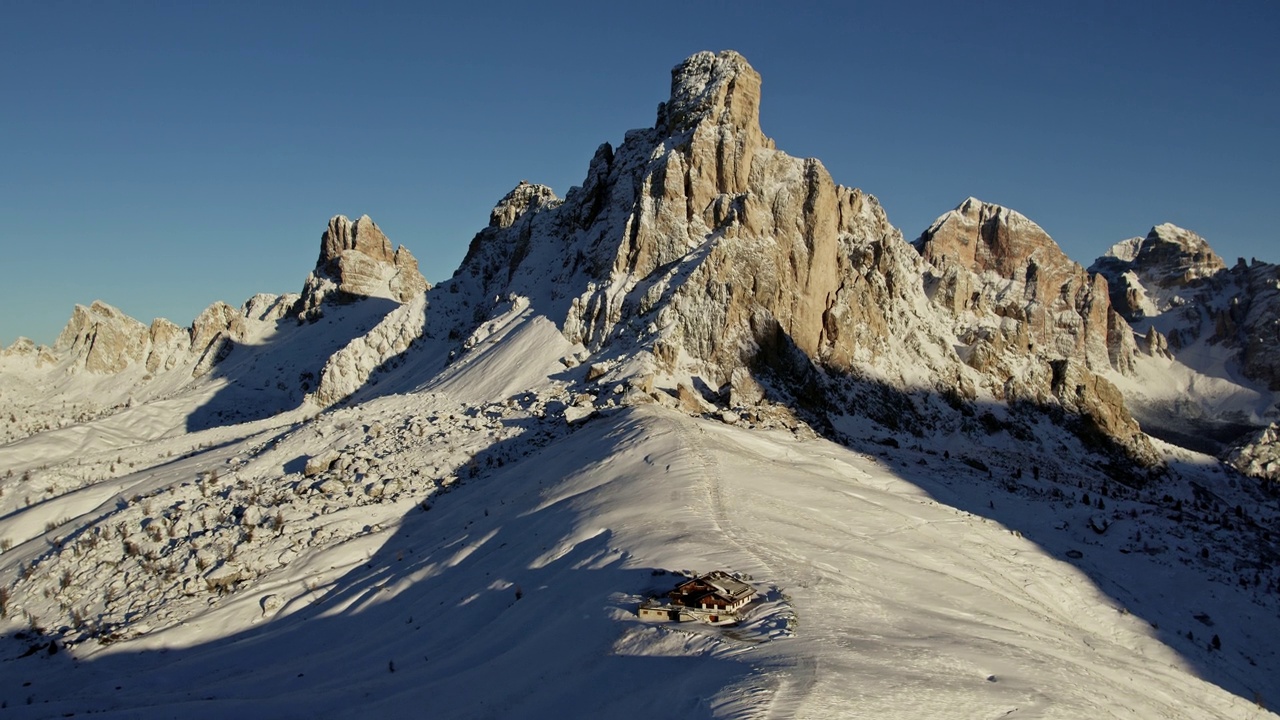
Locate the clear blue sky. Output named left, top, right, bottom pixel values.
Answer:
left=4, top=1, right=1277, bottom=346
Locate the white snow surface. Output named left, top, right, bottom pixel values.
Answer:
left=2, top=322, right=1278, bottom=717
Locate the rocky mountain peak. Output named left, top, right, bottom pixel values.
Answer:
left=913, top=197, right=1149, bottom=460
left=916, top=197, right=1070, bottom=278
left=1108, top=223, right=1226, bottom=289
left=299, top=214, right=429, bottom=317
left=1090, top=223, right=1229, bottom=325
left=441, top=52, right=1158, bottom=469
left=658, top=50, right=762, bottom=138
left=53, top=300, right=150, bottom=374
left=320, top=214, right=395, bottom=268
left=489, top=181, right=561, bottom=230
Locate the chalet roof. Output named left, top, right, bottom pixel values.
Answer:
left=701, top=571, right=753, bottom=599
left=674, top=571, right=754, bottom=600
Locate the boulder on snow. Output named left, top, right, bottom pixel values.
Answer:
left=260, top=594, right=285, bottom=617
left=304, top=451, right=341, bottom=477
left=1088, top=514, right=1111, bottom=534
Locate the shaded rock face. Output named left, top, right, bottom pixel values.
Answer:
left=189, top=301, right=248, bottom=378
left=299, top=215, right=428, bottom=318
left=1092, top=225, right=1280, bottom=392
left=1239, top=262, right=1280, bottom=390
left=444, top=50, right=1157, bottom=467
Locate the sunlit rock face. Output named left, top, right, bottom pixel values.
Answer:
left=54, top=300, right=151, bottom=374
left=914, top=198, right=1151, bottom=464
left=298, top=214, right=429, bottom=318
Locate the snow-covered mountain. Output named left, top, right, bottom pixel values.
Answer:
left=1, top=50, right=1278, bottom=718
left=1090, top=224, right=1280, bottom=477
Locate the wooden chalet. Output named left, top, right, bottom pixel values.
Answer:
left=638, top=570, right=757, bottom=625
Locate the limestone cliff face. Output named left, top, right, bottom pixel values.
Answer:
left=913, top=199, right=1150, bottom=460
left=916, top=198, right=1134, bottom=375
left=299, top=214, right=429, bottom=318
left=54, top=301, right=151, bottom=374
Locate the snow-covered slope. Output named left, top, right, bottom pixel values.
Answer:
left=2, top=395, right=1276, bottom=718
left=2, top=50, right=1279, bottom=718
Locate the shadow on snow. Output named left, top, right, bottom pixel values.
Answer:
left=1, top=412, right=753, bottom=718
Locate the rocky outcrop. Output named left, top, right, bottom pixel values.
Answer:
left=0, top=337, right=58, bottom=367
left=45, top=295, right=274, bottom=377
left=916, top=198, right=1134, bottom=375
left=190, top=301, right=246, bottom=378
left=298, top=215, right=428, bottom=318
left=54, top=301, right=151, bottom=373
left=309, top=294, right=428, bottom=407
left=490, top=182, right=561, bottom=230
left=1225, top=423, right=1280, bottom=483
left=145, top=318, right=191, bottom=373
left=243, top=293, right=299, bottom=323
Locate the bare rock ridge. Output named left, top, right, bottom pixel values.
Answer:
left=44, top=297, right=291, bottom=378
left=25, top=213, right=424, bottom=381
left=445, top=50, right=1157, bottom=467
left=298, top=214, right=429, bottom=318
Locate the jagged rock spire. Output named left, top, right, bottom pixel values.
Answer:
left=299, top=214, right=429, bottom=317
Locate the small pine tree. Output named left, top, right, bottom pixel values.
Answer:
left=1211, top=634, right=1221, bottom=651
